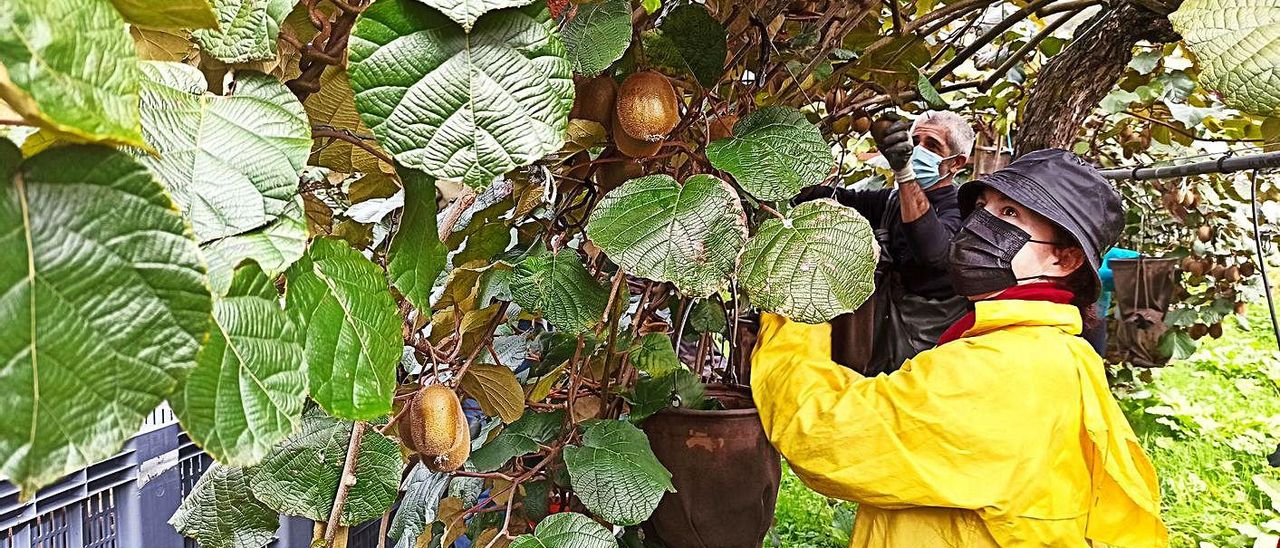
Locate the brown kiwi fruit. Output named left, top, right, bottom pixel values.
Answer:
left=400, top=385, right=465, bottom=456
left=1224, top=265, right=1242, bottom=283
left=615, top=71, right=680, bottom=142
left=1236, top=301, right=1248, bottom=315
left=851, top=113, right=872, bottom=134
left=1208, top=322, right=1224, bottom=339
left=1180, top=256, right=1198, bottom=275
left=612, top=115, right=663, bottom=158
left=572, top=75, right=617, bottom=129
left=1196, top=225, right=1213, bottom=242
left=869, top=118, right=895, bottom=144
left=708, top=114, right=738, bottom=142
left=1210, top=263, right=1226, bottom=279
left=1241, top=262, right=1257, bottom=277
left=596, top=154, right=645, bottom=192
left=425, top=415, right=471, bottom=473
left=1189, top=323, right=1209, bottom=340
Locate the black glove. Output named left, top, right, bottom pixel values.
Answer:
left=872, top=113, right=914, bottom=171
left=791, top=185, right=837, bottom=206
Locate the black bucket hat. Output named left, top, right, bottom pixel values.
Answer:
left=956, top=148, right=1124, bottom=302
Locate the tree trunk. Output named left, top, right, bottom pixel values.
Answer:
left=1014, top=3, right=1180, bottom=155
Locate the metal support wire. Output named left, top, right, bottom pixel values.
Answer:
left=1097, top=150, right=1280, bottom=180
left=1248, top=171, right=1280, bottom=353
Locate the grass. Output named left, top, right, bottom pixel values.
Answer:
left=769, top=295, right=1280, bottom=548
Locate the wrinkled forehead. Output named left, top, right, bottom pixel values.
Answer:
left=911, top=122, right=950, bottom=153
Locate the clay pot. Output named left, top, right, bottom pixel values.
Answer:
left=640, top=385, right=781, bottom=548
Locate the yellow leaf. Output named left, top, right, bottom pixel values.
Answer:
left=561, top=119, right=607, bottom=154
left=110, top=0, right=219, bottom=29
left=526, top=364, right=565, bottom=403
left=306, top=66, right=394, bottom=174
left=436, top=496, right=467, bottom=547
left=461, top=363, right=526, bottom=424
left=474, top=528, right=512, bottom=548
left=131, top=26, right=199, bottom=62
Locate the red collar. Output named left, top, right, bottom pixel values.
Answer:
left=936, top=283, right=1075, bottom=346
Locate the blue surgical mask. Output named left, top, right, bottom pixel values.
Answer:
left=910, top=145, right=956, bottom=189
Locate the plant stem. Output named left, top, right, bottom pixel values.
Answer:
left=437, top=188, right=478, bottom=241
left=312, top=126, right=395, bottom=165
left=452, top=301, right=511, bottom=385
left=375, top=509, right=391, bottom=548
left=325, top=421, right=366, bottom=548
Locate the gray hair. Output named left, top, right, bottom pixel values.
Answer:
left=912, top=111, right=976, bottom=158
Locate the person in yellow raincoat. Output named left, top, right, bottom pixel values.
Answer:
left=752, top=149, right=1167, bottom=547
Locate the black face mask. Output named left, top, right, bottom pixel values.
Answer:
left=947, top=208, right=1060, bottom=297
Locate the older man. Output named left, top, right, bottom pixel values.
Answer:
left=796, top=111, right=976, bottom=373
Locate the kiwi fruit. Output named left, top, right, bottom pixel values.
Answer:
left=1189, top=323, right=1209, bottom=340
left=1236, top=301, right=1248, bottom=315
left=612, top=115, right=663, bottom=158
left=869, top=118, right=895, bottom=144
left=1180, top=256, right=1200, bottom=275
left=596, top=155, right=644, bottom=191
left=615, top=71, right=680, bottom=142
left=851, top=113, right=872, bottom=134
left=1224, top=265, right=1242, bottom=283
left=1208, top=322, right=1224, bottom=339
left=1196, top=225, right=1213, bottom=243
left=400, top=385, right=466, bottom=456
left=425, top=415, right=471, bottom=473
left=708, top=114, right=738, bottom=142
left=571, top=75, right=617, bottom=129
left=1241, top=262, right=1257, bottom=277
left=1210, top=263, right=1226, bottom=279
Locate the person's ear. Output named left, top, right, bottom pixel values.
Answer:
left=943, top=154, right=968, bottom=177
left=1048, top=247, right=1086, bottom=277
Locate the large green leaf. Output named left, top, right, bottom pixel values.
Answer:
left=410, top=0, right=538, bottom=30
left=650, top=4, right=726, bottom=88
left=560, top=0, right=632, bottom=76
left=1170, top=0, right=1280, bottom=115
left=0, top=0, right=145, bottom=146
left=172, top=262, right=306, bottom=467
left=250, top=410, right=401, bottom=525
left=348, top=0, right=574, bottom=188
left=0, top=143, right=212, bottom=496
left=170, top=464, right=280, bottom=548
left=110, top=0, right=220, bottom=29
left=469, top=410, right=564, bottom=472
left=705, top=106, right=835, bottom=202
left=739, top=200, right=876, bottom=323
left=389, top=463, right=451, bottom=545
left=388, top=167, right=447, bottom=314
left=509, top=512, right=617, bottom=548
left=628, top=333, right=678, bottom=377
left=202, top=196, right=307, bottom=297
left=286, top=237, right=401, bottom=420
left=586, top=174, right=746, bottom=297
left=510, top=249, right=608, bottom=332
left=138, top=62, right=310, bottom=243
left=627, top=366, right=703, bottom=421
left=562, top=419, right=673, bottom=526
left=193, top=0, right=295, bottom=63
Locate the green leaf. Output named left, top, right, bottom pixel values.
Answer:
left=286, top=237, right=402, bottom=420
left=562, top=419, right=673, bottom=525
left=250, top=410, right=401, bottom=525
left=510, top=512, right=618, bottom=548
left=409, top=0, right=538, bottom=31
left=389, top=463, right=452, bottom=544
left=1127, top=50, right=1163, bottom=75
left=0, top=0, right=145, bottom=146
left=586, top=174, right=747, bottom=297
left=560, top=0, right=632, bottom=76
left=470, top=410, right=565, bottom=472
left=349, top=0, right=574, bottom=188
left=0, top=143, right=212, bottom=496
left=653, top=4, right=726, bottom=88
left=388, top=167, right=447, bottom=314
left=705, top=106, right=835, bottom=202
left=688, top=299, right=726, bottom=334
left=194, top=0, right=295, bottom=63
left=110, top=0, right=220, bottom=29
left=172, top=262, right=306, bottom=467
left=641, top=0, right=659, bottom=13
left=138, top=62, right=310, bottom=243
left=627, top=367, right=703, bottom=421
left=1170, top=0, right=1280, bottom=115
left=915, top=66, right=947, bottom=109
left=170, top=464, right=280, bottom=548
left=510, top=249, right=609, bottom=332
left=203, top=196, right=307, bottom=297
left=628, top=333, right=679, bottom=377
left=739, top=200, right=876, bottom=323
left=1157, top=329, right=1198, bottom=361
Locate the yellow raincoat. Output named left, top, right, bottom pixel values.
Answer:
left=752, top=300, right=1167, bottom=547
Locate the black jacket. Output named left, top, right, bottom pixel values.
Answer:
left=829, top=185, right=961, bottom=300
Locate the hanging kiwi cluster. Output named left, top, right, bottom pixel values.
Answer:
left=566, top=70, right=683, bottom=192
left=399, top=385, right=470, bottom=472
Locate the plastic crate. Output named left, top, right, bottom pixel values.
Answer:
left=0, top=404, right=316, bottom=548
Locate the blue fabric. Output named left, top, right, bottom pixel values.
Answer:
left=1095, top=247, right=1140, bottom=318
